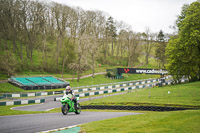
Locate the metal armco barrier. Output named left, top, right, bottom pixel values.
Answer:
left=0, top=99, right=45, bottom=106
left=81, top=105, right=195, bottom=111
left=1, top=77, right=162, bottom=98
left=54, top=79, right=179, bottom=101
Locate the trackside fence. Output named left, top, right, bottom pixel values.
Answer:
left=0, top=77, right=164, bottom=99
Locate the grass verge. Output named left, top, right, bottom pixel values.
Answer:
left=0, top=74, right=159, bottom=93
left=0, top=104, right=60, bottom=116
left=0, top=83, right=25, bottom=93
left=69, top=74, right=159, bottom=87
left=79, top=81, right=200, bottom=133
left=81, top=81, right=200, bottom=107
left=80, top=110, right=200, bottom=133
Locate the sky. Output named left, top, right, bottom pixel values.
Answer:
left=49, top=0, right=196, bottom=34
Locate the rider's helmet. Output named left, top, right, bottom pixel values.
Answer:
left=66, top=86, right=72, bottom=94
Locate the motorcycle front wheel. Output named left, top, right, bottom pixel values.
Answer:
left=75, top=103, right=81, bottom=114
left=61, top=104, right=68, bottom=115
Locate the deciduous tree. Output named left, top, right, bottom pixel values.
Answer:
left=166, top=1, right=200, bottom=82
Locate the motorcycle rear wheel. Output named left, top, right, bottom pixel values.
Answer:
left=61, top=104, right=68, bottom=115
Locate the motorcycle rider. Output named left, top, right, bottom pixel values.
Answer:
left=65, top=86, right=78, bottom=109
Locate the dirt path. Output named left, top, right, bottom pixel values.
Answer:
left=64, top=72, right=106, bottom=80
left=0, top=80, right=8, bottom=83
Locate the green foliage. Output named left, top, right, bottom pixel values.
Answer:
left=0, top=72, right=9, bottom=80
left=138, top=56, right=158, bottom=69
left=106, top=17, right=117, bottom=39
left=0, top=51, right=17, bottom=76
left=176, top=4, right=189, bottom=28
left=166, top=1, right=200, bottom=82
left=0, top=0, right=172, bottom=81
left=60, top=38, right=76, bottom=67
left=106, top=56, right=128, bottom=66
left=155, top=30, right=167, bottom=68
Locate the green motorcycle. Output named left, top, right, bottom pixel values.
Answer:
left=60, top=94, right=81, bottom=115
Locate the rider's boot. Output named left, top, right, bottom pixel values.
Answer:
left=74, top=103, right=77, bottom=110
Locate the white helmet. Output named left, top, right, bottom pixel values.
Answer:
left=66, top=86, right=71, bottom=91
left=66, top=86, right=71, bottom=90
left=66, top=86, right=72, bottom=93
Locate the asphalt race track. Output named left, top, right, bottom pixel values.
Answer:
left=12, top=92, right=127, bottom=111
left=12, top=95, right=62, bottom=111
left=2, top=94, right=141, bottom=133
left=0, top=112, right=140, bottom=133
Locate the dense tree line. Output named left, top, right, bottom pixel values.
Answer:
left=0, top=0, right=169, bottom=81
left=166, top=1, right=200, bottom=82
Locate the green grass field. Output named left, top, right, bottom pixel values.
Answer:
left=0, top=81, right=199, bottom=133
left=0, top=83, right=26, bottom=93
left=70, top=74, right=159, bottom=87
left=81, top=81, right=200, bottom=107
left=80, top=82, right=200, bottom=133
left=80, top=110, right=200, bottom=133
left=0, top=74, right=159, bottom=93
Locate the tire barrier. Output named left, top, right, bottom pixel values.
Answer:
left=81, top=105, right=196, bottom=112
left=0, top=99, right=45, bottom=106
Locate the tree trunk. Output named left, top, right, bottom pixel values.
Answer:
left=56, top=37, right=59, bottom=73
left=128, top=50, right=132, bottom=67
left=77, top=55, right=81, bottom=82
left=112, top=39, right=114, bottom=56
left=145, top=54, right=149, bottom=65
left=198, top=65, right=200, bottom=81
left=61, top=56, right=67, bottom=78
left=42, top=39, right=47, bottom=71
left=30, top=47, right=34, bottom=69
left=12, top=34, right=22, bottom=60
left=3, top=39, right=8, bottom=51
left=92, top=53, right=95, bottom=78
left=20, top=40, right=23, bottom=60
left=103, top=41, right=107, bottom=64
left=72, top=71, right=75, bottom=81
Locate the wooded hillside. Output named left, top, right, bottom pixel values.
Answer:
left=0, top=0, right=174, bottom=81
